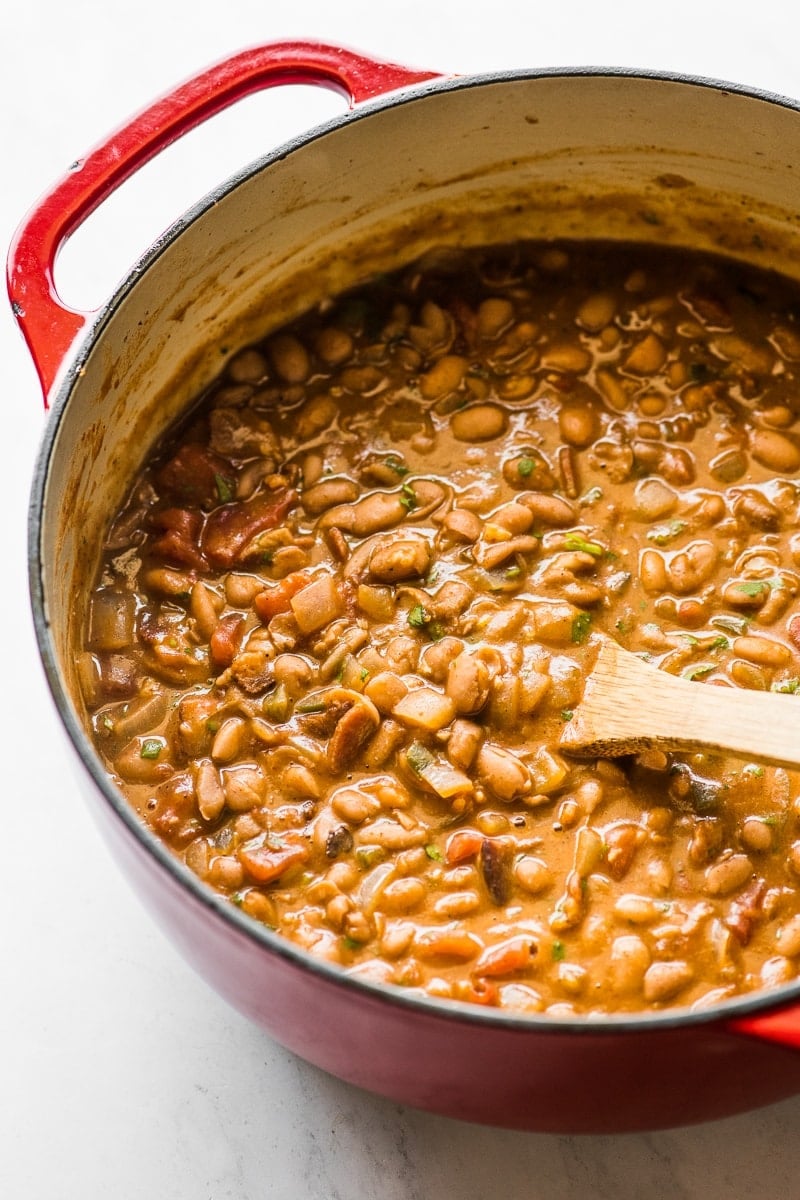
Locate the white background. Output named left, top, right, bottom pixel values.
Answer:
left=5, top=3, right=800, bottom=1197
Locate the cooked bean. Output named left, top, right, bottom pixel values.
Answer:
left=559, top=403, right=599, bottom=448
left=609, top=935, right=651, bottom=995
left=515, top=856, right=553, bottom=895
left=732, top=634, right=791, bottom=667
left=368, top=537, right=433, bottom=583
left=477, top=297, right=515, bottom=338
left=433, top=891, right=482, bottom=918
left=450, top=403, right=508, bottom=442
left=752, top=427, right=800, bottom=473
left=519, top=492, right=575, bottom=527
left=576, top=292, right=616, bottom=332
left=195, top=759, right=225, bottom=821
left=476, top=743, right=532, bottom=802
left=376, top=878, right=427, bottom=914
left=268, top=333, right=310, bottom=383
left=442, top=508, right=483, bottom=542
left=639, top=548, right=668, bottom=594
left=302, top=478, right=360, bottom=515
left=777, top=914, right=800, bottom=957
left=211, top=717, right=247, bottom=764
left=643, top=961, right=694, bottom=1003
left=331, top=787, right=381, bottom=825
left=222, top=764, right=265, bottom=812
left=705, top=853, right=753, bottom=896
left=88, top=239, right=800, bottom=1018
left=624, top=332, right=666, bottom=374
left=419, top=354, right=467, bottom=400
left=315, top=327, right=353, bottom=366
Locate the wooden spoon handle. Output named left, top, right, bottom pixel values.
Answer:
left=559, top=638, right=800, bottom=771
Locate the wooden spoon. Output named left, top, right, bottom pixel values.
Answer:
left=559, top=637, right=800, bottom=771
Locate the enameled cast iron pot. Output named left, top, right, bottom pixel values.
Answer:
left=13, top=41, right=800, bottom=1133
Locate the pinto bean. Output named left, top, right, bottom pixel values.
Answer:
left=450, top=403, right=508, bottom=442
left=302, top=478, right=360, bottom=514
left=368, top=537, right=433, bottom=583
left=476, top=743, right=532, bottom=802
left=705, top=853, right=753, bottom=896
left=446, top=653, right=491, bottom=715
left=442, top=508, right=483, bottom=542
left=643, top=962, right=694, bottom=1003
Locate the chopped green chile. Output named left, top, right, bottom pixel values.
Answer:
left=83, top=240, right=800, bottom=1017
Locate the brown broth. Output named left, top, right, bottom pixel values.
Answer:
left=81, top=241, right=800, bottom=1016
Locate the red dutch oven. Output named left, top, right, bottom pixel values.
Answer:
left=12, top=41, right=800, bottom=1134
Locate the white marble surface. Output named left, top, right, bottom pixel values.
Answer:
left=5, top=2, right=800, bottom=1195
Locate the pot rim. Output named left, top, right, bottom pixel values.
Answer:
left=29, top=61, right=800, bottom=1038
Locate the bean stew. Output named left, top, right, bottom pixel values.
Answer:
left=81, top=240, right=800, bottom=1016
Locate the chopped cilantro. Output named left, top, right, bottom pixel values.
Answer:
left=408, top=604, right=430, bottom=629
left=682, top=663, right=714, bottom=681
left=505, top=565, right=522, bottom=579
left=711, top=614, right=749, bottom=636
left=205, top=718, right=220, bottom=733
left=517, top=456, right=535, bottom=478
left=735, top=580, right=770, bottom=597
left=579, top=486, right=603, bottom=506
left=709, top=635, right=730, bottom=652
left=425, top=844, right=444, bottom=862
left=407, top=741, right=434, bottom=775
left=571, top=612, right=592, bottom=644
left=736, top=578, right=784, bottom=598
left=385, top=455, right=409, bottom=477
left=359, top=667, right=370, bottom=683
left=551, top=941, right=566, bottom=962
left=214, top=473, right=235, bottom=503
left=561, top=709, right=574, bottom=722
left=399, top=481, right=418, bottom=511
left=743, top=763, right=765, bottom=778
left=772, top=678, right=800, bottom=694
left=356, top=846, right=386, bottom=869
left=564, top=533, right=605, bottom=557
left=407, top=605, right=444, bottom=640
left=341, top=936, right=362, bottom=952
left=615, top=616, right=633, bottom=636
left=647, top=520, right=687, bottom=546
left=140, top=738, right=162, bottom=760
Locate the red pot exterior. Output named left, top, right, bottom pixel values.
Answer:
left=72, top=744, right=800, bottom=1133
left=21, top=53, right=800, bottom=1133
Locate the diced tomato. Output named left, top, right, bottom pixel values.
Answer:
left=238, top=837, right=309, bottom=884
left=445, top=828, right=484, bottom=865
left=209, top=612, right=246, bottom=670
left=253, top=570, right=309, bottom=622
left=473, top=936, right=536, bottom=978
left=202, top=488, right=297, bottom=569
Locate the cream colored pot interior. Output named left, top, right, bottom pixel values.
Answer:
left=39, top=72, right=800, bottom=711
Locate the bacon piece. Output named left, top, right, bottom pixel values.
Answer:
left=156, top=443, right=233, bottom=507
left=202, top=489, right=297, bottom=569
left=725, top=877, right=767, bottom=946
left=150, top=507, right=207, bottom=569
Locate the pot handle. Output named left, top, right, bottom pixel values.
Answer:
left=727, top=1006, right=800, bottom=1050
left=7, top=41, right=443, bottom=402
